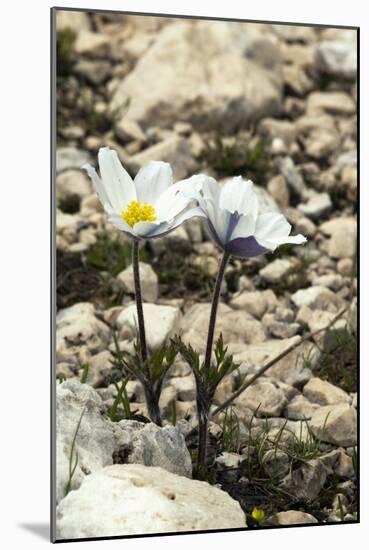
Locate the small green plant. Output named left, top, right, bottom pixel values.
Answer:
left=57, top=28, right=76, bottom=78
left=170, top=399, right=177, bottom=427
left=86, top=231, right=134, bottom=277
left=314, top=325, right=357, bottom=393
left=222, top=406, right=241, bottom=453
left=198, top=134, right=271, bottom=183
left=65, top=406, right=85, bottom=496
left=80, top=363, right=89, bottom=384
left=111, top=332, right=177, bottom=426
left=108, top=378, right=132, bottom=422
left=175, top=333, right=239, bottom=475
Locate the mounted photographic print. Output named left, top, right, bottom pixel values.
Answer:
left=51, top=6, right=359, bottom=543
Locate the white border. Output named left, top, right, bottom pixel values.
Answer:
left=1, top=0, right=367, bottom=548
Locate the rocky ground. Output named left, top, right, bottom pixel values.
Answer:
left=55, top=10, right=358, bottom=539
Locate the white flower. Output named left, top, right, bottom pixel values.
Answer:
left=184, top=176, right=307, bottom=257
left=83, top=147, right=205, bottom=239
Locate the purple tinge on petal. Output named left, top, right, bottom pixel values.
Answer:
left=225, top=236, right=269, bottom=258
left=206, top=218, right=226, bottom=250
left=225, top=211, right=240, bottom=243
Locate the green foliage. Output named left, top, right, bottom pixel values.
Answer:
left=80, top=363, right=89, bottom=384
left=57, top=28, right=76, bottom=78
left=86, top=231, right=133, bottom=277
left=65, top=406, right=85, bottom=496
left=174, top=333, right=239, bottom=395
left=314, top=325, right=357, bottom=393
left=222, top=406, right=241, bottom=453
left=81, top=91, right=130, bottom=134
left=198, top=134, right=271, bottom=184
left=108, top=379, right=132, bottom=422
left=111, top=332, right=178, bottom=423
left=255, top=253, right=313, bottom=295
left=149, top=243, right=213, bottom=300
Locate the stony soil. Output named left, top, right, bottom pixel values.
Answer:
left=55, top=10, right=358, bottom=536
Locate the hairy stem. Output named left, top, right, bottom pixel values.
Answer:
left=132, top=239, right=148, bottom=363
left=204, top=251, right=230, bottom=370
left=196, top=388, right=210, bottom=471
left=197, top=251, right=230, bottom=470
left=144, top=385, right=162, bottom=427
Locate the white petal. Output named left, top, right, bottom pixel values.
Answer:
left=168, top=206, right=207, bottom=231
left=133, top=207, right=206, bottom=239
left=219, top=177, right=258, bottom=218
left=133, top=220, right=168, bottom=238
left=254, top=212, right=307, bottom=251
left=98, top=147, right=136, bottom=212
left=134, top=161, right=172, bottom=205
left=82, top=163, right=112, bottom=212
left=106, top=213, right=136, bottom=237
left=230, top=213, right=256, bottom=241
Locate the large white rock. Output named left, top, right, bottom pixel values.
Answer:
left=56, top=464, right=246, bottom=539
left=117, top=262, right=158, bottom=303
left=56, top=381, right=115, bottom=504
left=110, top=20, right=282, bottom=132
left=116, top=303, right=181, bottom=349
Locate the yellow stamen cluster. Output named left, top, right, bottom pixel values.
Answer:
left=121, top=200, right=157, bottom=227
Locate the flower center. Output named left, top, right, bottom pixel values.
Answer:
left=121, top=200, right=157, bottom=227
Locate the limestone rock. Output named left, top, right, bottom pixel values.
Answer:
left=181, top=303, right=266, bottom=353
left=259, top=259, right=293, bottom=284
left=281, top=459, right=328, bottom=501
left=317, top=40, right=357, bottom=79
left=56, top=464, right=246, bottom=538
left=309, top=403, right=357, bottom=446
left=291, top=286, right=341, bottom=312
left=57, top=170, right=92, bottom=203
left=110, top=21, right=283, bottom=133
left=56, top=10, right=91, bottom=33
left=303, top=377, right=350, bottom=406
left=56, top=147, right=91, bottom=173
left=56, top=303, right=111, bottom=361
left=298, top=192, right=332, bottom=220
left=56, top=380, right=115, bottom=504
left=230, top=290, right=270, bottom=319
left=126, top=135, right=198, bottom=181
left=232, top=337, right=317, bottom=387
left=234, top=381, right=287, bottom=417
left=113, top=420, right=192, bottom=478
left=116, top=303, right=181, bottom=349
left=117, top=262, right=158, bottom=303
left=306, top=91, right=356, bottom=116
left=275, top=511, right=318, bottom=525
left=320, top=217, right=357, bottom=259
left=285, top=394, right=320, bottom=420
